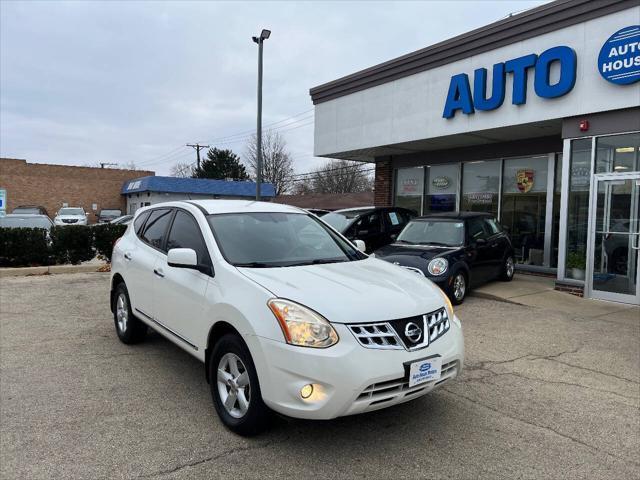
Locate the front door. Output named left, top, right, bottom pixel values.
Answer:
left=586, top=173, right=640, bottom=304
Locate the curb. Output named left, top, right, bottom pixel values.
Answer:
left=0, top=264, right=107, bottom=278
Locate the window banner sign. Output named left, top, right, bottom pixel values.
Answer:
left=396, top=167, right=424, bottom=196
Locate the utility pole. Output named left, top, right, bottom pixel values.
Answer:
left=252, top=29, right=271, bottom=201
left=187, top=143, right=209, bottom=171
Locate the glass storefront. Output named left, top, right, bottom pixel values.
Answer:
left=501, top=156, right=548, bottom=265
left=425, top=164, right=458, bottom=213
left=395, top=155, right=560, bottom=268
left=394, top=167, right=423, bottom=215
left=563, top=139, right=591, bottom=280
left=461, top=160, right=500, bottom=216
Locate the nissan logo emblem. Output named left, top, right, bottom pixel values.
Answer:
left=404, top=322, right=422, bottom=344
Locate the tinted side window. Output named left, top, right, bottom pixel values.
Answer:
left=166, top=211, right=211, bottom=265
left=485, top=218, right=502, bottom=235
left=354, top=212, right=381, bottom=233
left=134, top=211, right=151, bottom=236
left=141, top=209, right=173, bottom=252
left=467, top=218, right=489, bottom=240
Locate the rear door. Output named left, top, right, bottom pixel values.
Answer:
left=153, top=209, right=212, bottom=352
left=348, top=211, right=384, bottom=252
left=126, top=208, right=173, bottom=321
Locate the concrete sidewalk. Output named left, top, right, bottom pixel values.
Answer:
left=472, top=273, right=639, bottom=322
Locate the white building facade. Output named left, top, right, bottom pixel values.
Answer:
left=311, top=0, right=640, bottom=304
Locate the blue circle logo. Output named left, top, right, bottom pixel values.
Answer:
left=598, top=25, right=640, bottom=85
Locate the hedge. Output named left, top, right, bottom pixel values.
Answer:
left=92, top=223, right=127, bottom=262
left=0, top=223, right=128, bottom=267
left=0, top=227, right=51, bottom=267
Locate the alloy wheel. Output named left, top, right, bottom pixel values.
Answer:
left=453, top=273, right=466, bottom=301
left=116, top=293, right=128, bottom=333
left=217, top=353, right=251, bottom=419
left=506, top=256, right=515, bottom=278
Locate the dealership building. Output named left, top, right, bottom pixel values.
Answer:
left=310, top=0, right=640, bottom=304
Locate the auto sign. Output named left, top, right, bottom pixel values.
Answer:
left=598, top=25, right=640, bottom=85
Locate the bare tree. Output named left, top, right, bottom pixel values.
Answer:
left=170, top=162, right=194, bottom=178
left=301, top=160, right=373, bottom=194
left=245, top=130, right=295, bottom=195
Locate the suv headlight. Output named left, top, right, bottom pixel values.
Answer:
left=428, top=257, right=448, bottom=275
left=268, top=299, right=339, bottom=348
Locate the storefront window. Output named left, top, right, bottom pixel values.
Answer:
left=461, top=160, right=500, bottom=216
left=501, top=156, right=548, bottom=265
left=551, top=153, right=562, bottom=268
left=425, top=164, right=458, bottom=213
left=565, top=139, right=591, bottom=281
left=394, top=167, right=424, bottom=215
left=595, top=133, right=640, bottom=174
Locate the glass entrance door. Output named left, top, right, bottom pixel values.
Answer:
left=587, top=173, right=640, bottom=304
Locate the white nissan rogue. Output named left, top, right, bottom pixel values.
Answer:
left=110, top=200, right=464, bottom=435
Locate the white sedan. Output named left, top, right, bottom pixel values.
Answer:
left=53, top=207, right=88, bottom=226
left=110, top=200, right=464, bottom=435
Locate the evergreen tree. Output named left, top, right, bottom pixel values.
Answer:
left=192, top=148, right=249, bottom=181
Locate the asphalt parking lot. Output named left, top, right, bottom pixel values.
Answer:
left=1, top=273, right=638, bottom=479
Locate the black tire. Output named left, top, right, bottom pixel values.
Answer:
left=448, top=271, right=467, bottom=305
left=113, top=283, right=147, bottom=344
left=500, top=255, right=515, bottom=282
left=209, top=333, right=271, bottom=436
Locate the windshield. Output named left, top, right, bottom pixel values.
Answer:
left=100, top=209, right=121, bottom=217
left=59, top=208, right=84, bottom=216
left=12, top=207, right=40, bottom=215
left=322, top=209, right=373, bottom=233
left=208, top=212, right=364, bottom=267
left=397, top=220, right=464, bottom=247
left=0, top=216, right=52, bottom=230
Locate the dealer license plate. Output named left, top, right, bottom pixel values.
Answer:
left=408, top=357, right=442, bottom=388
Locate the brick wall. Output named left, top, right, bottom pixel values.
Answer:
left=374, top=157, right=392, bottom=207
left=0, top=158, right=154, bottom=223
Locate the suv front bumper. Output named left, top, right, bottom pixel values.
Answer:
left=247, top=316, right=464, bottom=420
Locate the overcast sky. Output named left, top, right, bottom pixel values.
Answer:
left=1, top=0, right=547, bottom=176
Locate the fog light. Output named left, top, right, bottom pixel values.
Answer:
left=300, top=384, right=314, bottom=399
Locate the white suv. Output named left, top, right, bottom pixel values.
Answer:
left=54, top=207, right=88, bottom=226
left=110, top=200, right=464, bottom=435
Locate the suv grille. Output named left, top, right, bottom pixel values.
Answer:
left=348, top=307, right=450, bottom=351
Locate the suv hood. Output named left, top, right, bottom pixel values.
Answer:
left=238, top=258, right=446, bottom=324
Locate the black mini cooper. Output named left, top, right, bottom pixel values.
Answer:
left=373, top=212, right=515, bottom=304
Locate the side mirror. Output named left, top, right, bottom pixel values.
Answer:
left=168, top=248, right=197, bottom=268
left=167, top=248, right=212, bottom=275
left=354, top=239, right=366, bottom=253
left=390, top=233, right=398, bottom=240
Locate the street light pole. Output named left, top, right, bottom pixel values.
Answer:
left=252, top=29, right=270, bottom=201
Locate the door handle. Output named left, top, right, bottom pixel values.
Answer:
left=124, top=253, right=132, bottom=261
left=153, top=268, right=165, bottom=278
left=491, top=243, right=498, bottom=248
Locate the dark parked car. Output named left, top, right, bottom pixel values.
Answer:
left=97, top=209, right=122, bottom=223
left=373, top=212, right=515, bottom=304
left=322, top=207, right=416, bottom=252
left=0, top=214, right=54, bottom=231
left=11, top=205, right=49, bottom=217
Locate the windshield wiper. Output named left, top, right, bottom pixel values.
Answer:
left=287, top=258, right=349, bottom=267
left=417, top=241, right=449, bottom=246
left=234, top=262, right=273, bottom=268
left=395, top=239, right=415, bottom=244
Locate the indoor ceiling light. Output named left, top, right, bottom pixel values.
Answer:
left=615, top=147, right=635, bottom=153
